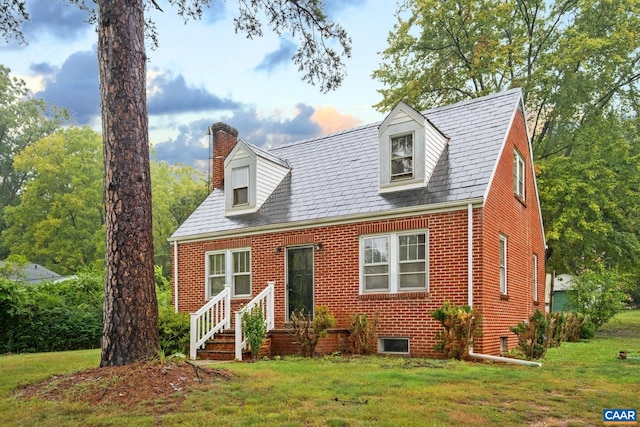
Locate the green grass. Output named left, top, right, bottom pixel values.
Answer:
left=2, top=311, right=639, bottom=426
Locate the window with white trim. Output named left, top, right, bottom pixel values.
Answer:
left=514, top=150, right=525, bottom=199
left=532, top=253, right=538, bottom=302
left=232, top=166, right=249, bottom=206
left=379, top=337, right=409, bottom=354
left=391, top=134, right=414, bottom=181
left=499, top=235, right=507, bottom=294
left=206, top=248, right=251, bottom=298
left=361, top=231, right=428, bottom=293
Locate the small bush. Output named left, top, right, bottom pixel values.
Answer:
left=349, top=312, right=378, bottom=355
left=579, top=318, right=596, bottom=339
left=431, top=302, right=482, bottom=360
left=158, top=305, right=190, bottom=356
left=545, top=312, right=566, bottom=348
left=242, top=306, right=267, bottom=360
left=510, top=309, right=549, bottom=360
left=290, top=305, right=336, bottom=357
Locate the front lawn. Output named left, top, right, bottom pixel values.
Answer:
left=1, top=310, right=638, bottom=426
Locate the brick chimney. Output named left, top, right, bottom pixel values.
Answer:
left=210, top=122, right=238, bottom=191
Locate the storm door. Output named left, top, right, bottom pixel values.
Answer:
left=286, top=246, right=314, bottom=320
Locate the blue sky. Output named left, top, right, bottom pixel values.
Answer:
left=1, top=0, right=399, bottom=170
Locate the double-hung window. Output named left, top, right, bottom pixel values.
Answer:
left=206, top=248, right=251, bottom=298
left=362, top=231, right=427, bottom=293
left=499, top=235, right=507, bottom=294
left=232, top=166, right=249, bottom=206
left=514, top=150, right=525, bottom=199
left=390, top=134, right=414, bottom=181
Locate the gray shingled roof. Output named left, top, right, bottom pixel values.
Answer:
left=170, top=89, right=522, bottom=240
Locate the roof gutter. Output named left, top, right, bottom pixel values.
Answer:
left=466, top=203, right=541, bottom=368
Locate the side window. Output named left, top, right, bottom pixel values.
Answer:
left=533, top=254, right=538, bottom=302
left=513, top=150, right=525, bottom=199
left=499, top=235, right=507, bottom=294
left=206, top=249, right=251, bottom=298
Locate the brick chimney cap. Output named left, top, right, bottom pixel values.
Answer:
left=210, top=122, right=238, bottom=137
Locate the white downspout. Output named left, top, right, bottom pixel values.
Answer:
left=465, top=203, right=541, bottom=367
left=173, top=241, right=179, bottom=312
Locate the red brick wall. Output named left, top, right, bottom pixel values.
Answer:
left=173, top=210, right=478, bottom=357
left=211, top=123, right=238, bottom=190
left=477, top=109, right=546, bottom=355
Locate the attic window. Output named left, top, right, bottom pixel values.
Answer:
left=232, top=166, right=249, bottom=206
left=390, top=134, right=414, bottom=181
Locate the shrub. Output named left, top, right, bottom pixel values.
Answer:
left=510, top=309, right=549, bottom=360
left=349, top=312, right=379, bottom=355
left=242, top=306, right=267, bottom=360
left=431, top=302, right=482, bottom=360
left=158, top=305, right=190, bottom=356
left=545, top=312, right=566, bottom=348
left=290, top=305, right=336, bottom=357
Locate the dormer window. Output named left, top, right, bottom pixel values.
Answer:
left=391, top=134, right=414, bottom=181
left=378, top=101, right=448, bottom=193
left=232, top=166, right=249, bottom=206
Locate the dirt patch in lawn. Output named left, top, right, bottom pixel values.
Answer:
left=13, top=360, right=230, bottom=411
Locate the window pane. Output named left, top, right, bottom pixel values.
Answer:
left=233, top=251, right=250, bottom=273
left=399, top=273, right=426, bottom=289
left=234, top=274, right=251, bottom=296
left=365, top=274, right=389, bottom=290
left=209, top=276, right=225, bottom=296
left=209, top=253, right=225, bottom=275
left=234, top=187, right=248, bottom=205
left=364, top=237, right=388, bottom=264
left=232, top=166, right=248, bottom=188
left=399, top=234, right=425, bottom=261
left=391, top=158, right=413, bottom=178
left=381, top=338, right=409, bottom=353
left=365, top=265, right=389, bottom=275
left=399, top=261, right=424, bottom=273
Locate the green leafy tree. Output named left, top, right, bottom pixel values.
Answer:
left=373, top=0, right=640, bottom=286
left=151, top=158, right=207, bottom=277
left=2, top=0, right=351, bottom=366
left=2, top=127, right=105, bottom=274
left=0, top=66, right=67, bottom=258
left=568, top=253, right=631, bottom=329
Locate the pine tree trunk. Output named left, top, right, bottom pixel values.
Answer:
left=97, top=0, right=159, bottom=367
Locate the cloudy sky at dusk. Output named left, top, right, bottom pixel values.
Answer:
left=2, top=0, right=399, bottom=170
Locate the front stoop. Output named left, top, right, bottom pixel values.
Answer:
left=196, top=331, right=272, bottom=361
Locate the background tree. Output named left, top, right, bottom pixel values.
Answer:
left=2, top=0, right=351, bottom=366
left=0, top=66, right=67, bottom=258
left=2, top=127, right=105, bottom=275
left=373, top=0, right=640, bottom=287
left=150, top=157, right=208, bottom=277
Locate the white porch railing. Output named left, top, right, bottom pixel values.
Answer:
left=189, top=284, right=231, bottom=360
left=235, top=281, right=275, bottom=360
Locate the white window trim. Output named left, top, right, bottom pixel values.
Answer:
left=360, top=230, right=428, bottom=294
left=205, top=248, right=251, bottom=299
left=533, top=253, right=538, bottom=302
left=514, top=150, right=525, bottom=199
left=499, top=235, right=507, bottom=295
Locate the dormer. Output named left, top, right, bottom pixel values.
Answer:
left=224, top=139, right=290, bottom=216
left=378, top=101, right=448, bottom=193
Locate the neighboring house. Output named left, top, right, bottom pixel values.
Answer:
left=169, top=88, right=546, bottom=359
left=0, top=261, right=61, bottom=285
left=548, top=273, right=575, bottom=312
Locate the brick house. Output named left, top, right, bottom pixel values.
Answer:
left=169, top=88, right=546, bottom=360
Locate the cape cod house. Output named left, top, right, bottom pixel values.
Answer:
left=169, top=88, right=546, bottom=360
